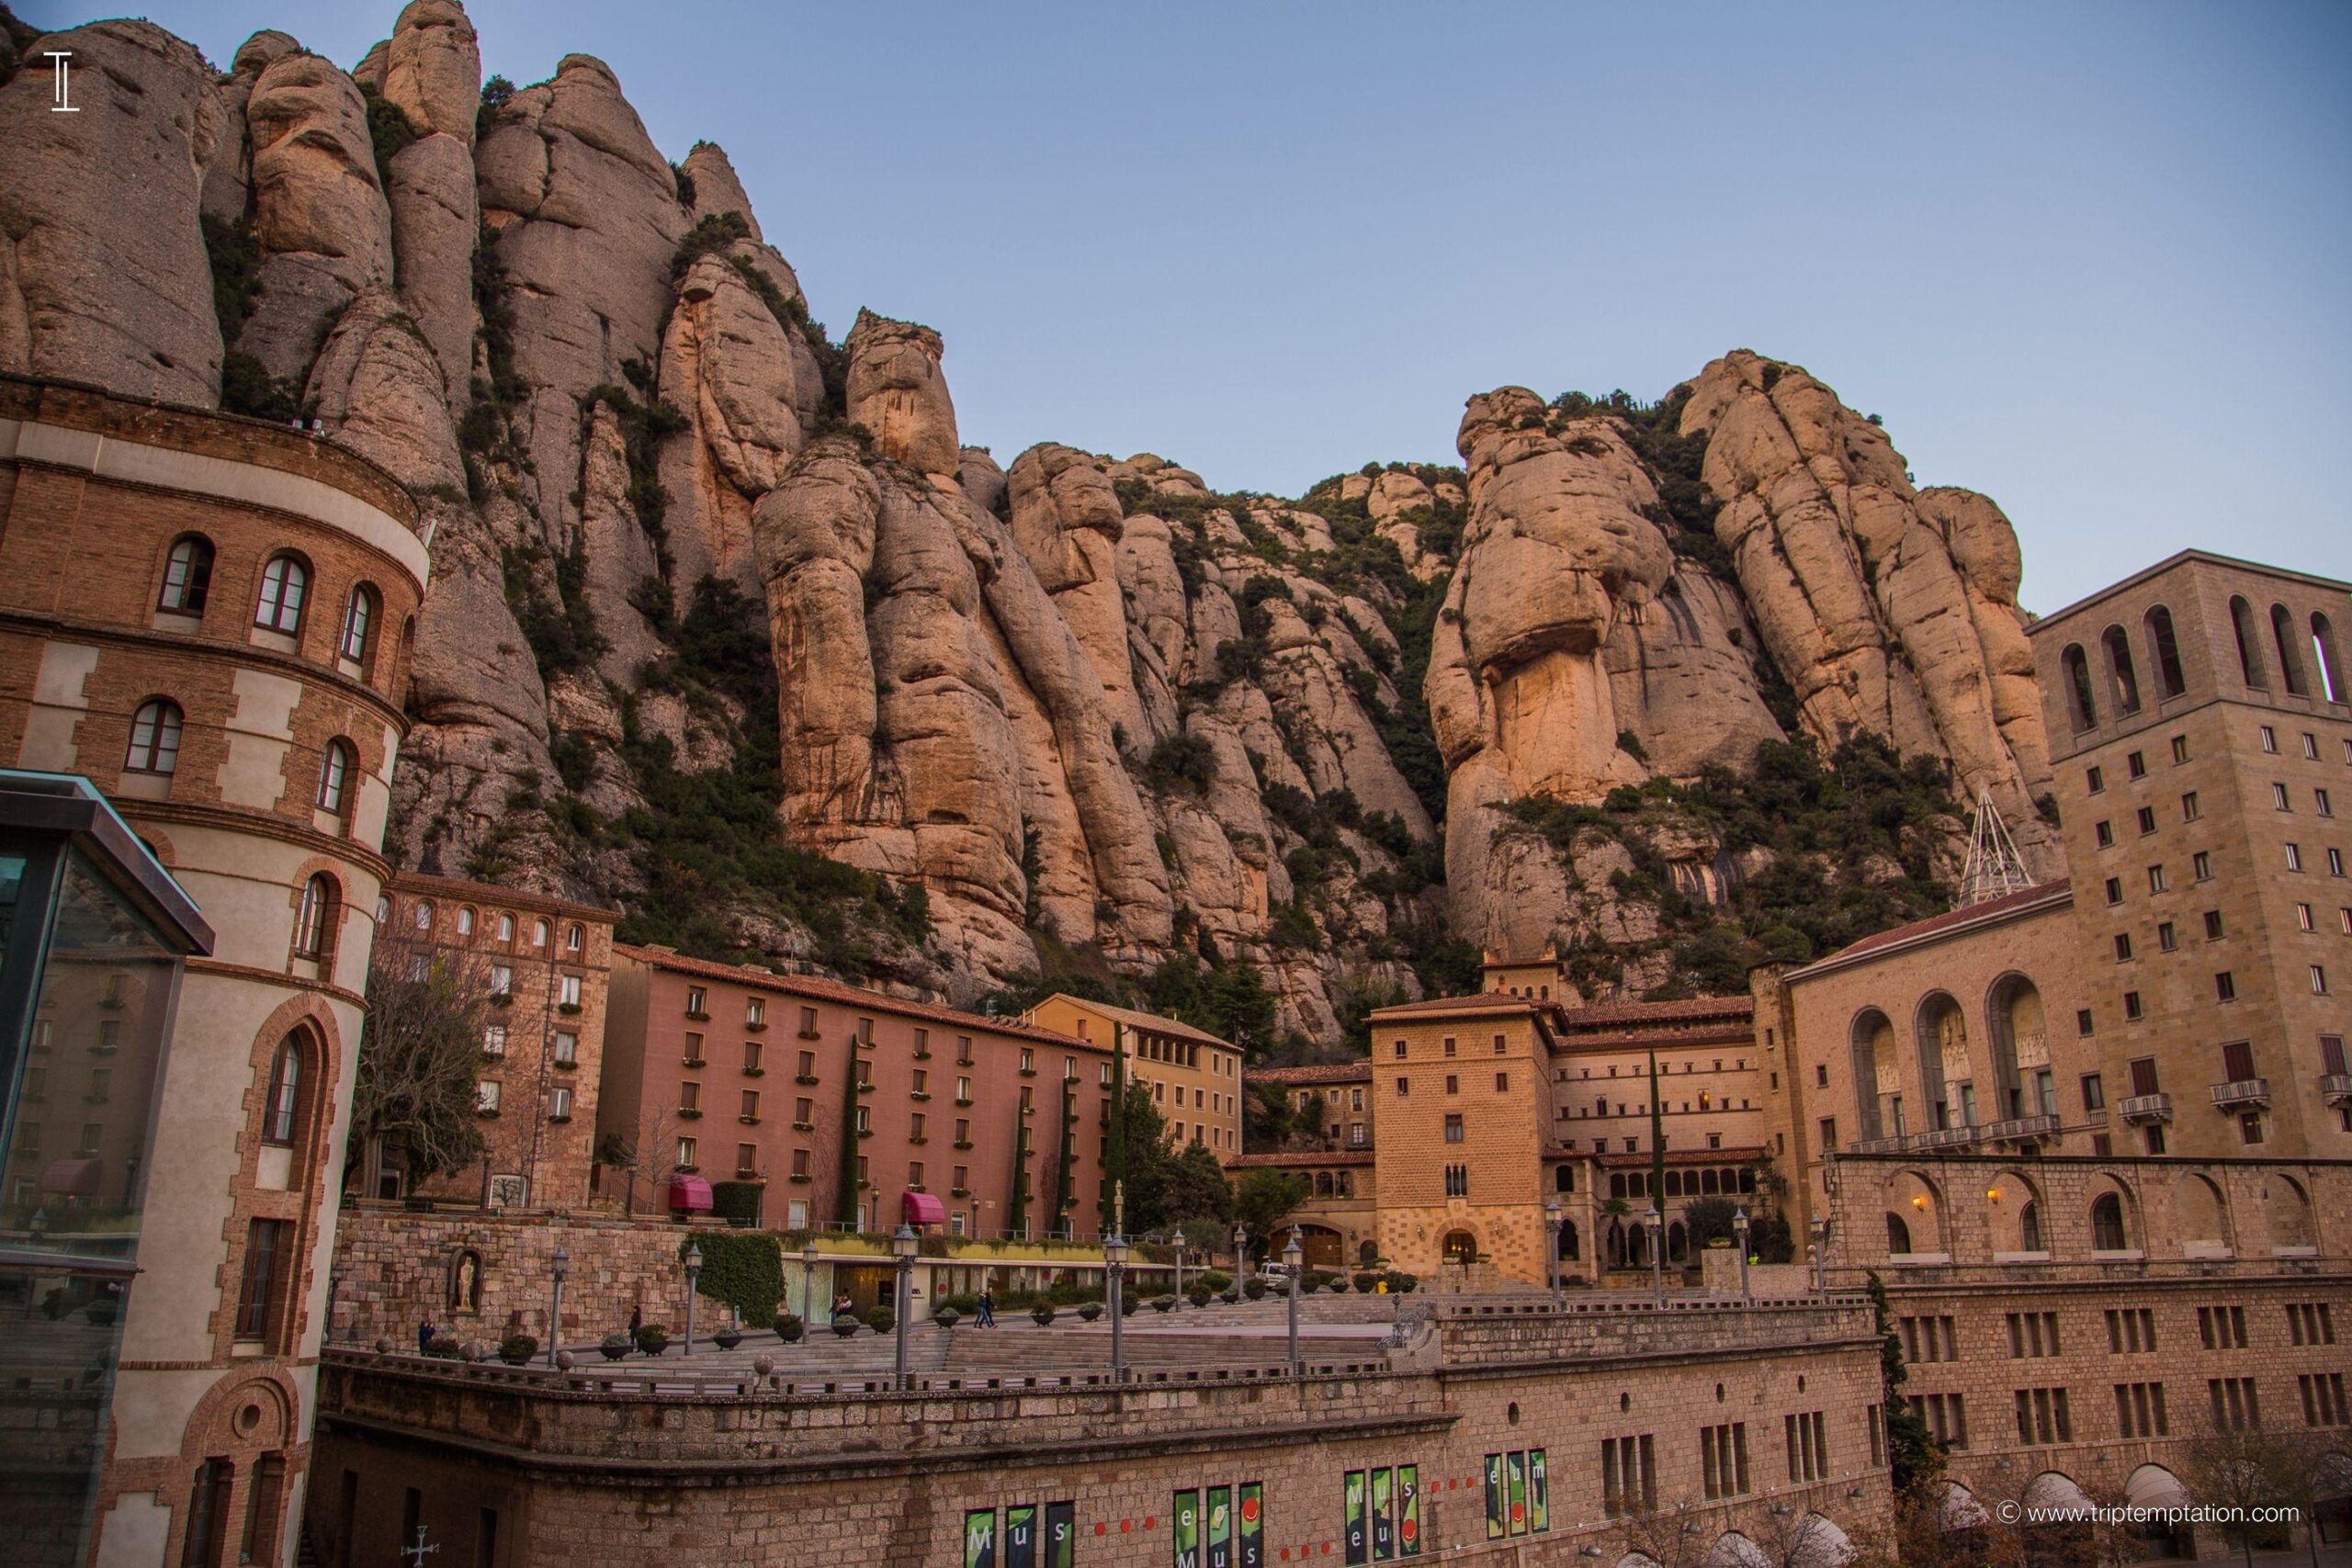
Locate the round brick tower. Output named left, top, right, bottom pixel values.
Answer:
left=0, top=376, right=428, bottom=1564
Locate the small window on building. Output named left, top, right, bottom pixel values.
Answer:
left=254, top=554, right=309, bottom=633
left=124, top=698, right=184, bottom=775
left=158, top=535, right=214, bottom=613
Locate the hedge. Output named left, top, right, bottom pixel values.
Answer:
left=687, top=1231, right=783, bottom=1328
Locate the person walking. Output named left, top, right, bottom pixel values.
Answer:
left=417, top=1316, right=435, bottom=1354
left=628, top=1304, right=642, bottom=1344
left=976, top=1285, right=995, bottom=1328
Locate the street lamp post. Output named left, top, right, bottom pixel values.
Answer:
left=1733, top=1208, right=1751, bottom=1301
left=682, top=1244, right=703, bottom=1357
left=1170, top=1228, right=1185, bottom=1305
left=889, top=1224, right=918, bottom=1390
left=1232, top=1222, right=1248, bottom=1280
left=1104, top=1227, right=1130, bottom=1383
left=1646, top=1206, right=1664, bottom=1307
left=1543, top=1198, right=1562, bottom=1302
left=1283, top=1228, right=1304, bottom=1375
left=547, top=1247, right=569, bottom=1368
left=801, top=1237, right=820, bottom=1326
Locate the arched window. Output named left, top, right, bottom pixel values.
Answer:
left=294, top=874, right=338, bottom=960
left=1664, top=1171, right=1683, bottom=1198
left=2229, top=596, right=2267, bottom=688
left=2268, top=604, right=2309, bottom=695
left=2018, top=1201, right=2042, bottom=1253
left=338, top=583, right=379, bottom=665
left=1442, top=1229, right=1478, bottom=1265
left=2314, top=614, right=2346, bottom=704
left=496, top=912, right=514, bottom=942
left=262, top=1036, right=303, bottom=1145
left=458, top=907, right=476, bottom=937
left=254, top=555, right=309, bottom=634
left=413, top=901, right=435, bottom=932
left=2089, top=1192, right=2128, bottom=1250
left=531, top=919, right=549, bottom=948
left=2143, top=605, right=2188, bottom=699
left=1667, top=1222, right=1688, bottom=1262
left=2100, top=625, right=2140, bottom=714
left=124, top=698, right=184, bottom=774
left=316, top=739, right=354, bottom=815
left=2061, top=644, right=2098, bottom=730
left=1315, top=1171, right=1332, bottom=1196
left=374, top=895, right=390, bottom=925
left=566, top=924, right=584, bottom=953
left=1558, top=1218, right=1579, bottom=1260
left=158, top=535, right=215, bottom=613
left=1885, top=1213, right=1912, bottom=1255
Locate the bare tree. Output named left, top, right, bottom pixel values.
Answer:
left=1609, top=1496, right=1715, bottom=1568
left=2178, top=1413, right=2324, bottom=1568
left=346, top=934, right=493, bottom=1191
left=597, top=1108, right=678, bottom=1216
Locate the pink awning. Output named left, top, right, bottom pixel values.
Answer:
left=666, top=1174, right=714, bottom=1212
left=902, top=1189, right=947, bottom=1226
left=40, top=1158, right=101, bottom=1196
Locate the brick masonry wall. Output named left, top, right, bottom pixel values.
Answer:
left=310, top=1301, right=1890, bottom=1567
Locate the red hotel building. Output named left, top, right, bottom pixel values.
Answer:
left=599, top=946, right=1121, bottom=1237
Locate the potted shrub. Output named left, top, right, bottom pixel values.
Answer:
left=1186, top=1283, right=1213, bottom=1309
left=1200, top=1270, right=1232, bottom=1294
left=1150, top=1294, right=1177, bottom=1314
left=497, top=1333, right=538, bottom=1366
left=1077, top=1302, right=1103, bottom=1322
left=1328, top=1273, right=1352, bottom=1293
left=931, top=1306, right=961, bottom=1329
left=1120, top=1292, right=1140, bottom=1315
left=712, top=1326, right=744, bottom=1351
left=598, top=1333, right=632, bottom=1361
left=1218, top=1288, right=1240, bottom=1304
left=1351, top=1271, right=1379, bottom=1293
left=1243, top=1277, right=1268, bottom=1301
left=422, top=1336, right=463, bottom=1360
left=1030, top=1303, right=1057, bottom=1326
left=775, top=1313, right=805, bottom=1344
left=831, top=1313, right=861, bottom=1337
left=635, top=1323, right=670, bottom=1357
left=865, top=1304, right=896, bottom=1336
left=1300, top=1271, right=1327, bottom=1294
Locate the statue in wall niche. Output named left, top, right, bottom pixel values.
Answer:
left=448, top=1249, right=481, bottom=1314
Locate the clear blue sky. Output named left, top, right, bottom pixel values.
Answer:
left=40, top=1, right=2352, bottom=611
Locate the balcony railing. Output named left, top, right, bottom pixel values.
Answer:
left=2118, top=1092, right=2172, bottom=1122
left=1852, top=1134, right=1909, bottom=1155
left=1983, top=1113, right=2060, bottom=1144
left=2321, top=1073, right=2352, bottom=1108
left=1916, top=1125, right=1979, bottom=1150
left=2209, top=1078, right=2270, bottom=1110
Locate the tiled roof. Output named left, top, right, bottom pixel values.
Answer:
left=1587, top=1145, right=1769, bottom=1168
left=1555, top=996, right=1753, bottom=1028
left=1027, top=994, right=1235, bottom=1050
left=1224, top=1150, right=1375, bottom=1169
left=1550, top=1024, right=1758, bottom=1053
left=1816, top=880, right=2071, bottom=964
left=1369, top=992, right=1542, bottom=1020
left=390, top=871, right=620, bottom=924
left=1249, top=1061, right=1374, bottom=1085
left=615, top=944, right=1100, bottom=1050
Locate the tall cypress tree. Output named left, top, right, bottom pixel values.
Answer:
left=1647, top=1044, right=1668, bottom=1257
left=834, top=1034, right=862, bottom=1227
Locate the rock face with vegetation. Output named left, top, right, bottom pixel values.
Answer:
left=0, top=0, right=2063, bottom=1054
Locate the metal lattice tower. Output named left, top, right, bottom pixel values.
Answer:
left=1957, top=788, right=2035, bottom=908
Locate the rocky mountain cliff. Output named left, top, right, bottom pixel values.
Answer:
left=0, top=3, right=2062, bottom=1055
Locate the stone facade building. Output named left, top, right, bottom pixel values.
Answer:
left=370, top=874, right=618, bottom=1213
left=2029, top=550, right=2351, bottom=1161
left=0, top=378, right=428, bottom=1564
left=1022, top=994, right=1245, bottom=1156
left=601, top=946, right=1119, bottom=1238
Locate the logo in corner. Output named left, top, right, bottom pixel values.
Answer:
left=46, top=51, right=80, bottom=113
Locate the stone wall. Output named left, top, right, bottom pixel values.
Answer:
left=311, top=1296, right=1890, bottom=1566
left=331, top=1203, right=721, bottom=1347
